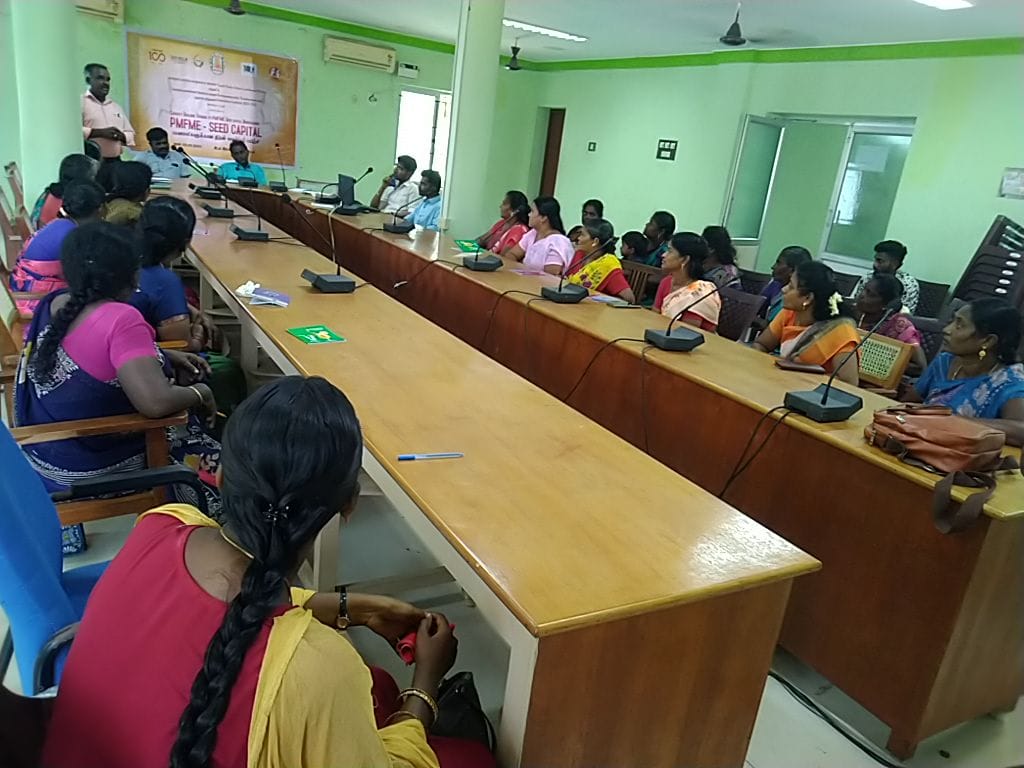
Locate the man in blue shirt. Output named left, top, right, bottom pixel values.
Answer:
left=218, top=140, right=268, bottom=185
left=403, top=170, right=442, bottom=231
left=134, top=127, right=190, bottom=178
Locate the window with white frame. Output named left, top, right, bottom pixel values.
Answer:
left=395, top=90, right=452, bottom=175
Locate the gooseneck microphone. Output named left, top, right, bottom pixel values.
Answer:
left=644, top=277, right=741, bottom=351
left=354, top=166, right=373, bottom=185
left=269, top=143, right=288, bottom=193
left=182, top=156, right=238, bottom=219
left=281, top=193, right=356, bottom=294
left=231, top=183, right=269, bottom=241
left=173, top=145, right=223, bottom=185
left=383, top=196, right=424, bottom=234
left=541, top=237, right=618, bottom=304
left=783, top=300, right=900, bottom=423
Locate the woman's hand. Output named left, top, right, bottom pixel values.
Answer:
left=348, top=593, right=426, bottom=646
left=166, top=350, right=211, bottom=385
left=190, top=382, right=217, bottom=428
left=412, top=613, right=457, bottom=691
left=189, top=307, right=218, bottom=350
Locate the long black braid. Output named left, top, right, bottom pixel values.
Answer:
left=29, top=222, right=139, bottom=382
left=169, top=376, right=363, bottom=768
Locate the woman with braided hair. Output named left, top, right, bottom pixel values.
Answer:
left=42, top=376, right=494, bottom=768
left=14, top=221, right=222, bottom=552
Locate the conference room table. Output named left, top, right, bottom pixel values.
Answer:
left=173, top=183, right=819, bottom=768
left=221, top=183, right=1024, bottom=759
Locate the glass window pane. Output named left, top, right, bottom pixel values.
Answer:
left=431, top=93, right=452, bottom=173
left=395, top=90, right=436, bottom=173
left=725, top=117, right=782, bottom=239
left=825, top=133, right=911, bottom=260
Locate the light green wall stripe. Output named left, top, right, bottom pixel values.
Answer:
left=182, top=0, right=456, bottom=54
left=528, top=37, right=1024, bottom=72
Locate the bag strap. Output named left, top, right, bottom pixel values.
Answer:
left=933, top=471, right=997, bottom=533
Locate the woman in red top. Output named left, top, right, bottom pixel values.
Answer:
left=565, top=218, right=636, bottom=303
left=43, top=376, right=494, bottom=768
left=475, top=190, right=530, bottom=257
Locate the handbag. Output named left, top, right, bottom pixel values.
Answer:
left=430, top=672, right=496, bottom=752
left=864, top=404, right=1021, bottom=533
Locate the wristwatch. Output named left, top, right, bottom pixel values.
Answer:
left=336, top=587, right=350, bottom=631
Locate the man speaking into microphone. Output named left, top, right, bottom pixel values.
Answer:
left=370, top=155, right=420, bottom=213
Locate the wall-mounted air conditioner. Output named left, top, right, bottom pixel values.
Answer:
left=75, top=0, right=124, bottom=22
left=323, top=36, right=397, bottom=74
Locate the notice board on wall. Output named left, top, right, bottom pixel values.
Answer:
left=126, top=32, right=299, bottom=164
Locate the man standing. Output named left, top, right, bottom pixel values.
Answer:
left=135, top=128, right=190, bottom=178
left=851, top=240, right=920, bottom=314
left=402, top=170, right=442, bottom=231
left=370, top=155, right=419, bottom=213
left=81, top=63, right=135, bottom=162
left=218, top=140, right=268, bottom=185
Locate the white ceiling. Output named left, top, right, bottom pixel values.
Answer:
left=261, top=0, right=1024, bottom=61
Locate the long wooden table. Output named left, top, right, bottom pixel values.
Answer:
left=177, top=184, right=818, bottom=768
left=229, top=185, right=1024, bottom=759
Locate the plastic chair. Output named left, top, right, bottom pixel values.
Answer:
left=857, top=332, right=913, bottom=393
left=911, top=315, right=946, bottom=363
left=915, top=279, right=950, bottom=318
left=738, top=269, right=772, bottom=296
left=718, top=287, right=766, bottom=342
left=833, top=271, right=860, bottom=298
left=0, top=425, right=208, bottom=693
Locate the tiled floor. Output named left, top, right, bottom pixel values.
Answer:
left=4, top=505, right=1022, bottom=768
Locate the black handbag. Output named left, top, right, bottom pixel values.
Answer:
left=430, top=671, right=496, bottom=752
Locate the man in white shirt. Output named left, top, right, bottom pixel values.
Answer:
left=81, top=63, right=135, bottom=161
left=134, top=127, right=190, bottom=178
left=370, top=155, right=420, bottom=213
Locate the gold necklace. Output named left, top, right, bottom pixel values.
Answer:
left=219, top=528, right=254, bottom=560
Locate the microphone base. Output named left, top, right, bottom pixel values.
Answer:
left=195, top=188, right=222, bottom=200
left=784, top=384, right=863, bottom=423
left=238, top=178, right=259, bottom=188
left=203, top=204, right=235, bottom=219
left=462, top=254, right=502, bottom=272
left=268, top=181, right=288, bottom=193
left=335, top=206, right=365, bottom=216
left=231, top=225, right=269, bottom=242
left=383, top=221, right=415, bottom=235
left=644, top=326, right=705, bottom=352
left=316, top=194, right=340, bottom=205
left=301, top=269, right=356, bottom=294
left=208, top=173, right=225, bottom=184
left=541, top=284, right=589, bottom=304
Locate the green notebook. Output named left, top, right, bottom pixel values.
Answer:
left=287, top=325, right=346, bottom=345
left=453, top=239, right=482, bottom=253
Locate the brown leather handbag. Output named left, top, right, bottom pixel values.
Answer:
left=864, top=404, right=1020, bottom=533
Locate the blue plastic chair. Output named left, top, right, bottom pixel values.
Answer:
left=0, top=426, right=107, bottom=695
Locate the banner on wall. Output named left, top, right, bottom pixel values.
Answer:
left=126, top=32, right=299, bottom=164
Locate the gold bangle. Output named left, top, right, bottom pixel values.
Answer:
left=397, top=688, right=438, bottom=721
left=383, top=710, right=417, bottom=727
left=187, top=385, right=205, bottom=407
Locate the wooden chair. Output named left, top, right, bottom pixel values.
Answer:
left=0, top=685, right=52, bottom=768
left=10, top=412, right=190, bottom=527
left=915, top=279, right=950, bottom=318
left=738, top=269, right=772, bottom=296
left=910, top=315, right=946, bottom=364
left=621, top=260, right=663, bottom=302
left=857, top=331, right=913, bottom=394
left=3, top=163, right=32, bottom=239
left=0, top=186, right=27, bottom=272
left=833, top=270, right=861, bottom=298
left=718, top=287, right=766, bottom=342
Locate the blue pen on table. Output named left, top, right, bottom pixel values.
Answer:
left=397, top=452, right=464, bottom=462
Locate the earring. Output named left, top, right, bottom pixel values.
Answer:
left=803, top=302, right=810, bottom=309
left=979, top=348, right=987, bottom=361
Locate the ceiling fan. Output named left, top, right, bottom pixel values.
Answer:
left=720, top=3, right=747, bottom=46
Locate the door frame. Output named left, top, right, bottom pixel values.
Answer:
left=721, top=113, right=787, bottom=244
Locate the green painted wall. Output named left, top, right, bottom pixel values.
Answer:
left=757, top=123, right=848, bottom=272
left=0, top=1, right=21, bottom=184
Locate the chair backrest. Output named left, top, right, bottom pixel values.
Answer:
left=718, top=287, right=766, bottom=341
left=4, top=162, right=25, bottom=212
left=833, top=270, right=860, bottom=298
left=953, top=215, right=1024, bottom=309
left=0, top=187, right=25, bottom=271
left=621, top=260, right=663, bottom=300
left=915, top=279, right=950, bottom=318
left=0, top=185, right=30, bottom=244
left=0, top=685, right=52, bottom=768
left=910, top=315, right=946, bottom=363
left=857, top=331, right=913, bottom=390
left=738, top=269, right=772, bottom=296
left=0, top=426, right=78, bottom=694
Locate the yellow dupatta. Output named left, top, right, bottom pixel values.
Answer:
left=567, top=253, right=623, bottom=293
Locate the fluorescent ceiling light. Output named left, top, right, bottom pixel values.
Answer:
left=910, top=0, right=973, bottom=9
left=502, top=19, right=587, bottom=43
